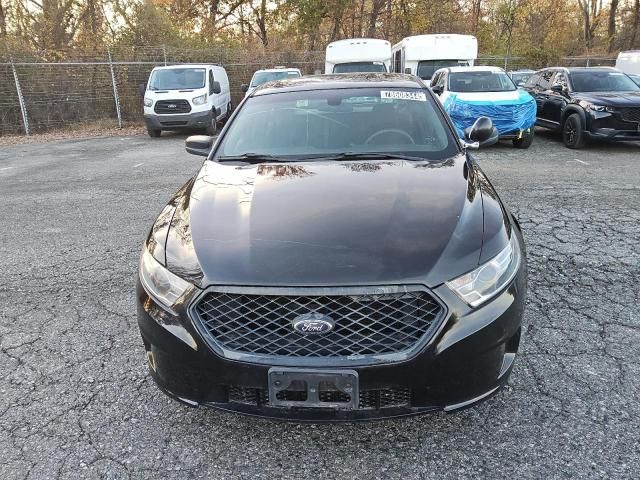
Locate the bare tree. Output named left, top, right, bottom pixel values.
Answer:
left=577, top=0, right=603, bottom=49
left=607, top=0, right=618, bottom=52
left=631, top=0, right=640, bottom=48
left=0, top=0, right=7, bottom=36
left=367, top=0, right=386, bottom=37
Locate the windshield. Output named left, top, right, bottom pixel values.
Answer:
left=417, top=60, right=469, bottom=80
left=511, top=72, right=533, bottom=85
left=333, top=62, right=387, bottom=73
left=569, top=71, right=640, bottom=92
left=448, top=71, right=516, bottom=92
left=148, top=68, right=206, bottom=91
left=251, top=70, right=301, bottom=87
left=215, top=88, right=458, bottom=161
left=631, top=75, right=640, bottom=87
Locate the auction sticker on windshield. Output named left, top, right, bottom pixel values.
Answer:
left=381, top=90, right=427, bottom=101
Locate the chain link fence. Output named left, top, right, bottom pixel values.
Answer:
left=0, top=46, right=617, bottom=136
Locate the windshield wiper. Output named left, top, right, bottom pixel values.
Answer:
left=299, top=152, right=431, bottom=162
left=216, top=153, right=297, bottom=164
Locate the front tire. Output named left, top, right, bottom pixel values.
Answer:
left=205, top=112, right=217, bottom=135
left=512, top=128, right=534, bottom=149
left=147, top=128, right=161, bottom=138
left=562, top=113, right=586, bottom=149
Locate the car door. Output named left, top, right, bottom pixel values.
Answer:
left=545, top=72, right=569, bottom=126
left=207, top=69, right=218, bottom=118
left=535, top=70, right=556, bottom=124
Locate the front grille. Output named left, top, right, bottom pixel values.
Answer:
left=193, top=287, right=444, bottom=361
left=227, top=385, right=411, bottom=410
left=159, top=121, right=188, bottom=127
left=619, top=107, right=640, bottom=123
left=154, top=99, right=191, bottom=114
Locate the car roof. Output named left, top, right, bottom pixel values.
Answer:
left=253, top=67, right=301, bottom=73
left=445, top=66, right=505, bottom=73
left=251, top=73, right=426, bottom=96
left=151, top=64, right=216, bottom=70
left=541, top=66, right=618, bottom=74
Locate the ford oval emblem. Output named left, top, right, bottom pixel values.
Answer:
left=292, top=313, right=335, bottom=335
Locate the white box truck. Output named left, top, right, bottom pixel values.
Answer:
left=325, top=38, right=392, bottom=74
left=391, top=34, right=478, bottom=85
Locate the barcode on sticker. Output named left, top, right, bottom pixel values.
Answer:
left=381, top=90, right=427, bottom=101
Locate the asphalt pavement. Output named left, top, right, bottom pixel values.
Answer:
left=0, top=130, right=638, bottom=479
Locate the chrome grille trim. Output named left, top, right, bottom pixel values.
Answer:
left=189, top=285, right=447, bottom=367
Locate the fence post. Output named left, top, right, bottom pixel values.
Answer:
left=107, top=49, right=122, bottom=129
left=162, top=45, right=167, bottom=66
left=11, top=58, right=30, bottom=136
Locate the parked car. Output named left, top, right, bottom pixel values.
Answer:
left=523, top=67, right=640, bottom=148
left=431, top=66, right=537, bottom=148
left=137, top=73, right=527, bottom=421
left=391, top=34, right=478, bottom=86
left=241, top=67, right=302, bottom=97
left=325, top=38, right=391, bottom=73
left=142, top=64, right=231, bottom=137
left=508, top=69, right=535, bottom=87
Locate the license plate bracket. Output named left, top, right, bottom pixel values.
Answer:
left=268, top=368, right=359, bottom=410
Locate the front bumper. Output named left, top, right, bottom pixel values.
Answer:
left=586, top=112, right=640, bottom=142
left=137, top=248, right=526, bottom=422
left=143, top=110, right=213, bottom=130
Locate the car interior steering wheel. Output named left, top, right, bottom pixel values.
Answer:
left=364, top=129, right=415, bottom=145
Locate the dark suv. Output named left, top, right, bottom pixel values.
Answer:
left=523, top=67, right=640, bottom=148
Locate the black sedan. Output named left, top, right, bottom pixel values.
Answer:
left=137, top=74, right=527, bottom=421
left=523, top=67, right=640, bottom=148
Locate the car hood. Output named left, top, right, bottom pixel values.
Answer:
left=573, top=91, right=640, bottom=107
left=165, top=155, right=491, bottom=288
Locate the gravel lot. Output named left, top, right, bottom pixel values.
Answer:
left=1, top=130, right=639, bottom=479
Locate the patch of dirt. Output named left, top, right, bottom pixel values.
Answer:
left=0, top=122, right=146, bottom=146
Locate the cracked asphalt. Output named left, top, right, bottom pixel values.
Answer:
left=1, top=130, right=639, bottom=479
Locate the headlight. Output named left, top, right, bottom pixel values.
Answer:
left=446, top=234, right=521, bottom=307
left=139, top=249, right=192, bottom=312
left=586, top=103, right=615, bottom=113
left=144, top=97, right=153, bottom=107
left=192, top=94, right=207, bottom=105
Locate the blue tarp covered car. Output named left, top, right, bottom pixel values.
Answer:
left=433, top=67, right=537, bottom=148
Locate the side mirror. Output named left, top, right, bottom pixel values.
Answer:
left=138, top=83, right=146, bottom=97
left=185, top=135, right=214, bottom=157
left=465, top=117, right=494, bottom=144
left=211, top=81, right=221, bottom=94
left=431, top=85, right=443, bottom=95
left=241, top=84, right=249, bottom=93
left=551, top=84, right=565, bottom=93
left=404, top=68, right=412, bottom=75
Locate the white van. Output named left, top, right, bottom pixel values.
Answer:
left=143, top=64, right=231, bottom=137
left=325, top=38, right=391, bottom=74
left=615, top=51, right=640, bottom=76
left=391, top=34, right=478, bottom=85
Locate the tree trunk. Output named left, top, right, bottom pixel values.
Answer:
left=471, top=0, right=482, bottom=33
left=367, top=0, right=386, bottom=37
left=631, top=0, right=640, bottom=48
left=254, top=0, right=268, bottom=47
left=0, top=0, right=7, bottom=36
left=607, top=0, right=618, bottom=52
